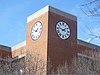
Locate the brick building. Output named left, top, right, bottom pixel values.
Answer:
left=0, top=5, right=100, bottom=74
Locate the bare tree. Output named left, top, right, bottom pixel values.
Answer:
left=80, top=0, right=100, bottom=16
left=24, top=51, right=46, bottom=75
left=0, top=49, right=100, bottom=75
left=0, top=51, right=46, bottom=75
left=80, top=0, right=100, bottom=44
left=53, top=50, right=100, bottom=75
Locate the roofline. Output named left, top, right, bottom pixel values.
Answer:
left=27, top=5, right=77, bottom=23
left=77, top=39, right=100, bottom=51
left=0, top=45, right=11, bottom=52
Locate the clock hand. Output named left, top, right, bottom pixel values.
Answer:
left=61, top=27, right=66, bottom=31
left=59, top=26, right=67, bottom=32
left=63, top=28, right=69, bottom=32
left=59, top=27, right=62, bottom=30
left=62, top=29, right=65, bottom=31
left=59, top=27, right=66, bottom=32
left=35, top=28, right=38, bottom=32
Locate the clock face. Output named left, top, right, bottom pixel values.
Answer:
left=31, top=22, right=43, bottom=40
left=56, top=21, right=71, bottom=40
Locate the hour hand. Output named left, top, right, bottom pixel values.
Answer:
left=63, top=28, right=68, bottom=32
left=34, top=28, right=38, bottom=32
left=59, top=27, right=63, bottom=30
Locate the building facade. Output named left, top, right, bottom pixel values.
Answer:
left=0, top=6, right=100, bottom=74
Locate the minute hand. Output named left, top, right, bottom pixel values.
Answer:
left=62, top=28, right=67, bottom=31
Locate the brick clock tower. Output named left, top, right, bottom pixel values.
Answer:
left=26, top=5, right=77, bottom=74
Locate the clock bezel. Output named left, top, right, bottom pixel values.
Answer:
left=55, top=20, right=71, bottom=40
left=31, top=21, right=43, bottom=41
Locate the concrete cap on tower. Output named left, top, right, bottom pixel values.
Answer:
left=11, top=41, right=26, bottom=51
left=27, top=5, right=77, bottom=22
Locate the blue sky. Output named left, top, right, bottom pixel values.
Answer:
left=0, top=0, right=100, bottom=46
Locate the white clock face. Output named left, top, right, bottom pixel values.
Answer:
left=56, top=21, right=71, bottom=40
left=31, top=22, right=43, bottom=40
